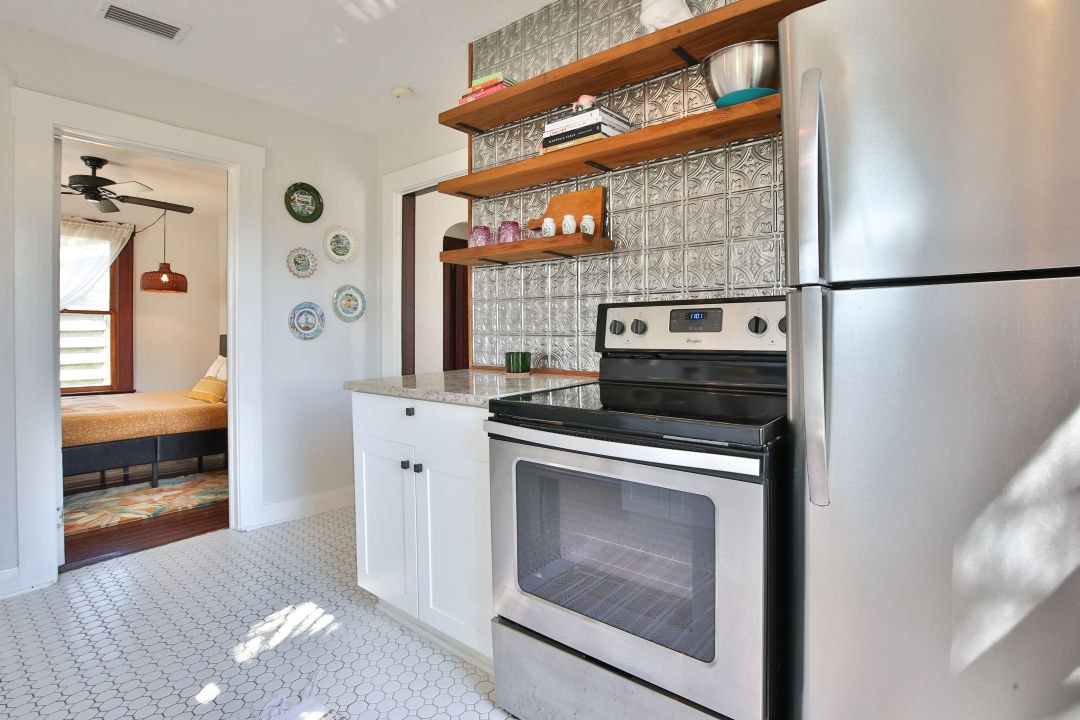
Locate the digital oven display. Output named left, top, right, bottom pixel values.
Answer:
left=669, top=308, right=723, bottom=332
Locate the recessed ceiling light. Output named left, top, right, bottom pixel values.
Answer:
left=391, top=86, right=414, bottom=100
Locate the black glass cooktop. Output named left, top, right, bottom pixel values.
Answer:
left=489, top=381, right=786, bottom=448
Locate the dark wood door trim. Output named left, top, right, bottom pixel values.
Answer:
left=443, top=236, right=469, bottom=370
left=401, top=192, right=416, bottom=376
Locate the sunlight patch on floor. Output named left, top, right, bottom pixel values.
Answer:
left=233, top=601, right=339, bottom=663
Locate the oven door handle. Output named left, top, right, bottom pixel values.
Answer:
left=484, top=420, right=762, bottom=479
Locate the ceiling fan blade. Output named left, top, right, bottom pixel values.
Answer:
left=60, top=191, right=82, bottom=195
left=107, top=180, right=153, bottom=194
left=115, top=195, right=195, bottom=214
left=97, top=198, right=121, bottom=213
left=66, top=174, right=115, bottom=189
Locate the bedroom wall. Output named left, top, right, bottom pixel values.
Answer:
left=132, top=211, right=226, bottom=391
left=0, top=19, right=380, bottom=576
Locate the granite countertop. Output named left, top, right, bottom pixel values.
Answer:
left=343, top=369, right=592, bottom=408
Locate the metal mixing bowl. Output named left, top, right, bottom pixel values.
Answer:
left=702, top=40, right=780, bottom=103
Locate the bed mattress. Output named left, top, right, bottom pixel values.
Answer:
left=61, top=391, right=227, bottom=447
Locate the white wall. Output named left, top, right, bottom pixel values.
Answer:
left=414, top=192, right=468, bottom=374
left=0, top=22, right=380, bottom=586
left=377, top=111, right=467, bottom=178
left=0, top=66, right=16, bottom=573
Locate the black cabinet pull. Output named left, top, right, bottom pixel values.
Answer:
left=413, top=463, right=423, bottom=473
left=400, top=460, right=410, bottom=470
left=405, top=407, right=415, bottom=416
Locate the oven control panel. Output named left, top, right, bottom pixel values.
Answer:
left=598, top=298, right=787, bottom=352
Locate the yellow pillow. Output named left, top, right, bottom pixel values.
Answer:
left=190, top=376, right=227, bottom=403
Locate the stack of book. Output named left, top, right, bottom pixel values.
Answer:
left=458, top=72, right=516, bottom=104
left=541, top=105, right=632, bottom=154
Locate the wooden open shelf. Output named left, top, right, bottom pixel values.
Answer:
left=440, top=94, right=780, bottom=199
left=440, top=233, right=613, bottom=266
left=440, top=0, right=818, bottom=134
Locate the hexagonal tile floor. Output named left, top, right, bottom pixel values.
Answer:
left=0, top=506, right=511, bottom=720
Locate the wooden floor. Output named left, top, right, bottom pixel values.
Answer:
left=60, top=501, right=229, bottom=573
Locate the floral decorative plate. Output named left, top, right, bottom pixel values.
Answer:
left=332, top=285, right=366, bottom=322
left=324, top=226, right=357, bottom=263
left=289, top=302, right=325, bottom=340
left=286, top=247, right=318, bottom=278
left=284, top=182, right=324, bottom=223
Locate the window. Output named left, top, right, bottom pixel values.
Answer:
left=59, top=240, right=134, bottom=393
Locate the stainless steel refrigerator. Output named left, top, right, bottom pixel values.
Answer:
left=781, top=0, right=1080, bottom=718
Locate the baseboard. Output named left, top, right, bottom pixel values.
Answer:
left=377, top=600, right=495, bottom=675
left=241, top=484, right=353, bottom=530
left=0, top=566, right=56, bottom=600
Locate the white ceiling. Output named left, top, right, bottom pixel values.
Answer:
left=61, top=137, right=228, bottom=220
left=0, top=0, right=551, bottom=136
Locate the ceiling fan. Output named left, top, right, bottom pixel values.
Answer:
left=61, top=155, right=195, bottom=214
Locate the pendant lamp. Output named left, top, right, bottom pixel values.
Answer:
left=140, top=211, right=188, bottom=293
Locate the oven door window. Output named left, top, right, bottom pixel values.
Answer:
left=515, top=460, right=716, bottom=663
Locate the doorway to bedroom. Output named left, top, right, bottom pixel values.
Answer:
left=57, top=137, right=231, bottom=571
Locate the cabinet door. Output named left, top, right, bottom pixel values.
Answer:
left=414, top=454, right=494, bottom=658
left=354, top=435, right=417, bottom=615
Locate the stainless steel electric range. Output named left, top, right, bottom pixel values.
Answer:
left=485, top=297, right=795, bottom=720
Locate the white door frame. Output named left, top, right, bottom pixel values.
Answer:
left=5, top=88, right=266, bottom=598
left=378, top=149, right=468, bottom=376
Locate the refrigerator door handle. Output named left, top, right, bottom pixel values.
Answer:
left=800, top=285, right=830, bottom=506
left=797, top=67, right=826, bottom=284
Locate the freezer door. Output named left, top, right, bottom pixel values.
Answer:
left=798, top=277, right=1080, bottom=720
left=780, top=0, right=1080, bottom=286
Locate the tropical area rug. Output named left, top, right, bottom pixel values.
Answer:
left=64, top=471, right=228, bottom=535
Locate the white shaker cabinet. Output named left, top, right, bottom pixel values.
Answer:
left=351, top=392, right=493, bottom=660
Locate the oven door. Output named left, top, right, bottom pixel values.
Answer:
left=488, top=422, right=766, bottom=720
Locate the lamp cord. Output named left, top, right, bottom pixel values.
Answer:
left=162, top=211, right=167, bottom=264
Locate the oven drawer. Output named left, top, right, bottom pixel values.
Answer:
left=489, top=434, right=766, bottom=720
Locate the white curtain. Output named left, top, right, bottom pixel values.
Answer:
left=58, top=216, right=134, bottom=310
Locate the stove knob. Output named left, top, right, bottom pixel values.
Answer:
left=778, top=315, right=788, bottom=334
left=609, top=319, right=626, bottom=335
left=747, top=316, right=768, bottom=335
left=631, top=319, right=647, bottom=335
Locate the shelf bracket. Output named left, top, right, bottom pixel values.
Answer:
left=671, top=45, right=698, bottom=67
left=457, top=191, right=485, bottom=200
left=542, top=251, right=573, bottom=259
left=456, top=122, right=484, bottom=134
left=477, top=257, right=509, bottom=266
left=585, top=161, right=612, bottom=173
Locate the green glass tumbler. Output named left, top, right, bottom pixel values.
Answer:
left=505, top=351, right=532, bottom=376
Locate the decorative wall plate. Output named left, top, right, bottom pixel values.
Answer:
left=284, top=182, right=324, bottom=223
left=332, top=285, right=366, bottom=322
left=286, top=247, right=318, bottom=278
left=289, top=302, right=325, bottom=340
left=324, top=226, right=357, bottom=263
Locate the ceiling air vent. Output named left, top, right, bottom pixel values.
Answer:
left=99, top=2, right=188, bottom=43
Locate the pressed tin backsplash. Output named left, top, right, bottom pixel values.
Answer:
left=469, top=0, right=785, bottom=372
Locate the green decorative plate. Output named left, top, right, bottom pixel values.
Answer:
left=284, top=182, right=324, bottom=223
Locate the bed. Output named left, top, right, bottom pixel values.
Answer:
left=61, top=338, right=229, bottom=490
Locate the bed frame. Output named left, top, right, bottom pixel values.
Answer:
left=62, top=335, right=229, bottom=492
left=62, top=427, right=227, bottom=489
